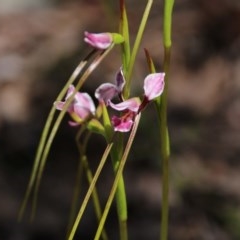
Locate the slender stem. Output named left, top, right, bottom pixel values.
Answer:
left=94, top=113, right=141, bottom=240
left=119, top=0, right=131, bottom=74
left=101, top=103, right=128, bottom=239
left=18, top=50, right=95, bottom=221
left=159, top=0, right=174, bottom=239
left=31, top=46, right=114, bottom=220
left=124, top=0, right=153, bottom=98
left=110, top=141, right=128, bottom=240
left=77, top=130, right=108, bottom=240
left=159, top=47, right=171, bottom=240
left=68, top=143, right=113, bottom=240
left=82, top=155, right=108, bottom=240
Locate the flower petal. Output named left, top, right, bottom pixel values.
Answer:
left=75, top=92, right=96, bottom=115
left=95, top=83, right=118, bottom=103
left=84, top=31, right=112, bottom=50
left=109, top=97, right=140, bottom=112
left=115, top=68, right=125, bottom=92
left=143, top=73, right=165, bottom=100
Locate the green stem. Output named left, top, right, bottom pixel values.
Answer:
left=119, top=0, right=131, bottom=74
left=124, top=0, right=153, bottom=98
left=159, top=47, right=171, bottom=240
left=110, top=140, right=128, bottom=240
left=94, top=113, right=141, bottom=240
left=101, top=103, right=128, bottom=239
left=159, top=0, right=174, bottom=239
left=67, top=143, right=113, bottom=240
left=18, top=50, right=96, bottom=221
left=31, top=46, right=114, bottom=220
left=68, top=129, right=108, bottom=240
left=82, top=155, right=108, bottom=240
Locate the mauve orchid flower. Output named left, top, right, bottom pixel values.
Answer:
left=95, top=68, right=125, bottom=103
left=84, top=31, right=113, bottom=50
left=108, top=72, right=165, bottom=132
left=54, top=85, right=95, bottom=125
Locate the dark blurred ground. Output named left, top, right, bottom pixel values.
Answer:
left=1, top=0, right=240, bottom=239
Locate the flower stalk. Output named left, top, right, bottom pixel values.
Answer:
left=158, top=0, right=174, bottom=240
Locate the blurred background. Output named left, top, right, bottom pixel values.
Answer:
left=1, top=0, right=240, bottom=239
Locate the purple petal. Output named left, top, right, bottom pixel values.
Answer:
left=109, top=97, right=140, bottom=112
left=75, top=92, right=96, bottom=115
left=73, top=104, right=92, bottom=119
left=95, top=83, right=118, bottom=103
left=84, top=31, right=112, bottom=50
left=115, top=68, right=125, bottom=92
left=143, top=73, right=165, bottom=100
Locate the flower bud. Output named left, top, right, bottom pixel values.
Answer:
left=84, top=31, right=113, bottom=49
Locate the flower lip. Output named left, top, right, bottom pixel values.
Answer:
left=84, top=31, right=113, bottom=50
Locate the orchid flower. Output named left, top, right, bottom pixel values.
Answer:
left=106, top=72, right=165, bottom=132
left=54, top=85, right=95, bottom=126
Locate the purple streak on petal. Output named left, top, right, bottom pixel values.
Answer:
left=143, top=73, right=165, bottom=100
left=115, top=68, right=125, bottom=92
